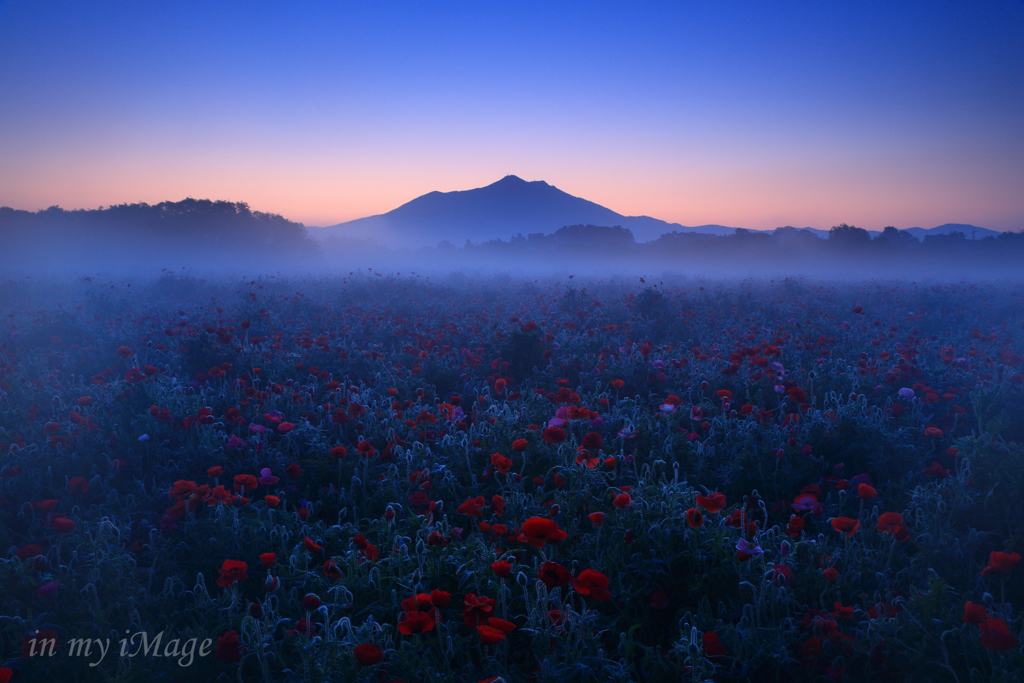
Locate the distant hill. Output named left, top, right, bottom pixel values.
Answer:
left=0, top=199, right=320, bottom=272
left=779, top=224, right=1002, bottom=241
left=312, top=175, right=741, bottom=246
left=903, top=223, right=1001, bottom=240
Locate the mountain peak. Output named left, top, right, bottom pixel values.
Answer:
left=315, top=176, right=686, bottom=246
left=489, top=174, right=545, bottom=188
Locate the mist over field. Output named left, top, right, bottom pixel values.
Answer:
left=1, top=263, right=1023, bottom=682
left=2, top=197, right=1023, bottom=282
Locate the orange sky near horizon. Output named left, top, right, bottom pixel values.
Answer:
left=1, top=2, right=1021, bottom=234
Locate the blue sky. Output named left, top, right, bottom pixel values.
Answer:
left=1, top=1, right=1021, bottom=231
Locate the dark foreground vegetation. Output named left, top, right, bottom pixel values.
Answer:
left=0, top=273, right=1022, bottom=682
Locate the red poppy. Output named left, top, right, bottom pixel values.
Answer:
left=512, top=438, right=528, bottom=451
left=207, top=466, right=223, bottom=478
left=876, top=512, right=904, bottom=533
left=487, top=617, right=516, bottom=634
left=303, top=536, right=323, bottom=553
left=572, top=569, right=612, bottom=600
left=800, top=635, right=823, bottom=661
left=575, top=447, right=600, bottom=469
left=264, top=495, right=280, bottom=507
left=649, top=590, right=670, bottom=609
left=330, top=446, right=347, bottom=458
left=695, top=492, right=726, bottom=513
left=822, top=567, right=839, bottom=580
left=785, top=515, right=805, bottom=537
left=51, top=517, right=76, bottom=533
left=542, top=427, right=566, bottom=444
left=215, top=631, right=242, bottom=662
left=398, top=610, right=434, bottom=635
left=260, top=552, right=276, bottom=568
left=581, top=432, right=603, bottom=450
left=429, top=589, right=451, bottom=607
left=233, top=474, right=258, bottom=494
left=490, top=452, right=513, bottom=474
left=357, top=441, right=376, bottom=458
left=476, top=625, right=506, bottom=644
left=791, top=493, right=820, bottom=513
left=278, top=422, right=295, bottom=433
left=857, top=484, right=877, bottom=499
left=613, top=493, right=632, bottom=509
left=702, top=631, right=727, bottom=660
left=462, top=593, right=495, bottom=627
left=521, top=517, right=567, bottom=547
left=116, top=346, right=132, bottom=359
left=830, top=517, right=860, bottom=536
left=611, top=379, right=625, bottom=389
left=538, top=561, right=573, bottom=588
left=322, top=560, right=342, bottom=579
left=962, top=601, right=987, bottom=625
left=771, top=564, right=792, bottom=584
left=924, top=427, right=944, bottom=439
left=981, top=551, right=1020, bottom=576
left=922, top=461, right=949, bottom=478
left=216, top=559, right=249, bottom=588
left=685, top=508, right=704, bottom=529
left=491, top=560, right=512, bottom=578
left=979, top=616, right=1020, bottom=651
left=353, top=643, right=383, bottom=665
left=589, top=511, right=606, bottom=527
left=16, top=544, right=43, bottom=561
left=169, top=480, right=198, bottom=499
left=457, top=496, right=486, bottom=517
left=401, top=593, right=434, bottom=612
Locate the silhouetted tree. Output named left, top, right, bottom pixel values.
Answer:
left=875, top=226, right=918, bottom=248
left=828, top=223, right=871, bottom=248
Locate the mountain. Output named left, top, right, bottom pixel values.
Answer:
left=903, top=224, right=1001, bottom=240
left=311, top=176, right=1009, bottom=247
left=312, top=175, right=741, bottom=246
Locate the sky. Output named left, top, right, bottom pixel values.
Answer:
left=1, top=1, right=1022, bottom=232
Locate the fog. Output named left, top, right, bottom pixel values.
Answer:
left=2, top=201, right=1023, bottom=282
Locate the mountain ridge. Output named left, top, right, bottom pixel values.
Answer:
left=312, top=175, right=740, bottom=245
left=312, top=176, right=1006, bottom=246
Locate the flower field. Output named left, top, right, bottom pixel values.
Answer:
left=1, top=273, right=1022, bottom=682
